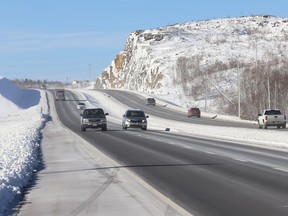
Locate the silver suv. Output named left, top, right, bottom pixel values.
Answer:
left=80, top=108, right=108, bottom=131
left=122, top=109, right=149, bottom=130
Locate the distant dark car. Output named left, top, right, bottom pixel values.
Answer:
left=146, top=98, right=156, bottom=106
left=77, top=102, right=86, bottom=110
left=80, top=108, right=108, bottom=131
left=122, top=109, right=149, bottom=130
left=187, top=107, right=201, bottom=118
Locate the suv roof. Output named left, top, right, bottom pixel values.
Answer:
left=189, top=107, right=200, bottom=110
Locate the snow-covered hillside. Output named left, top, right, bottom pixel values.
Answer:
left=95, top=15, right=288, bottom=114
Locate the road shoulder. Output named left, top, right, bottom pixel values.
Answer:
left=17, top=90, right=191, bottom=216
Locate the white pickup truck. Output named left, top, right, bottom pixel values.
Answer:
left=258, top=109, right=286, bottom=129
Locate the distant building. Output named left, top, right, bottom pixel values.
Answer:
left=72, top=80, right=80, bottom=86
left=72, top=80, right=93, bottom=88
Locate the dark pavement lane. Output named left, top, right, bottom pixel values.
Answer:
left=53, top=89, right=288, bottom=216
left=97, top=89, right=257, bottom=129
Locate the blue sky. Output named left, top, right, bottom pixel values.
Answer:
left=0, top=0, right=287, bottom=82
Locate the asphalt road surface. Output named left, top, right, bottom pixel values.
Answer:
left=54, top=89, right=288, bottom=216
left=97, top=89, right=256, bottom=129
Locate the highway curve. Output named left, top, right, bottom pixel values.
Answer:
left=54, top=89, right=288, bottom=216
left=97, top=89, right=256, bottom=129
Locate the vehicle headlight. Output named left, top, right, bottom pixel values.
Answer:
left=126, top=119, right=131, bottom=122
left=142, top=119, right=147, bottom=123
left=83, top=119, right=89, bottom=123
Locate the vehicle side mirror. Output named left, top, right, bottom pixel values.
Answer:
left=146, top=116, right=149, bottom=118
left=105, top=113, right=109, bottom=116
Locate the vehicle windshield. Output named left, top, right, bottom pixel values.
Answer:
left=83, top=109, right=104, bottom=116
left=266, top=110, right=281, bottom=115
left=127, top=111, right=145, bottom=117
left=190, top=108, right=199, bottom=111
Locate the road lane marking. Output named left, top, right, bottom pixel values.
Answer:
left=204, top=151, right=215, bottom=155
left=233, top=158, right=248, bottom=162
left=273, top=167, right=288, bottom=173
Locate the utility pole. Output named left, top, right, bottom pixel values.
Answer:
left=274, top=81, right=277, bottom=109
left=205, top=83, right=207, bottom=112
left=237, top=63, right=241, bottom=119
left=89, top=64, right=91, bottom=81
left=205, top=70, right=208, bottom=112
left=255, top=39, right=258, bottom=75
left=267, top=76, right=271, bottom=109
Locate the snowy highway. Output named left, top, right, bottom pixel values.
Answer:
left=52, top=89, right=288, bottom=216
left=2, top=85, right=287, bottom=216
left=98, top=89, right=256, bottom=129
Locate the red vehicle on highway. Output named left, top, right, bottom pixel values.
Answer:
left=187, top=107, right=201, bottom=118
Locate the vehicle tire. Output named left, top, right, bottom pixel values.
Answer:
left=102, top=125, right=107, bottom=131
left=277, top=125, right=281, bottom=129
left=141, top=126, right=147, bottom=130
left=81, top=126, right=86, bottom=132
left=258, top=121, right=262, bottom=129
left=264, top=123, right=268, bottom=129
left=123, top=125, right=127, bottom=130
left=283, top=124, right=286, bottom=129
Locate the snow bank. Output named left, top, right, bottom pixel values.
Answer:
left=0, top=77, right=48, bottom=215
left=0, top=78, right=40, bottom=109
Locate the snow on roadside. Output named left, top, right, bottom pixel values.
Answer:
left=72, top=89, right=288, bottom=150
left=0, top=78, right=48, bottom=215
left=1, top=82, right=287, bottom=215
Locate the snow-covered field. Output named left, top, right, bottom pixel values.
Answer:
left=1, top=77, right=288, bottom=215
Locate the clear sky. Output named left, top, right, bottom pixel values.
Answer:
left=1, top=0, right=287, bottom=82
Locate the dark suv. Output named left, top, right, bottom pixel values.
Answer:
left=187, top=107, right=201, bottom=118
left=146, top=98, right=156, bottom=106
left=122, top=109, right=149, bottom=130
left=80, top=108, right=108, bottom=131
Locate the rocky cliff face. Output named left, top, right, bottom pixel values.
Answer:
left=95, top=29, right=166, bottom=91
left=95, top=15, right=288, bottom=112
